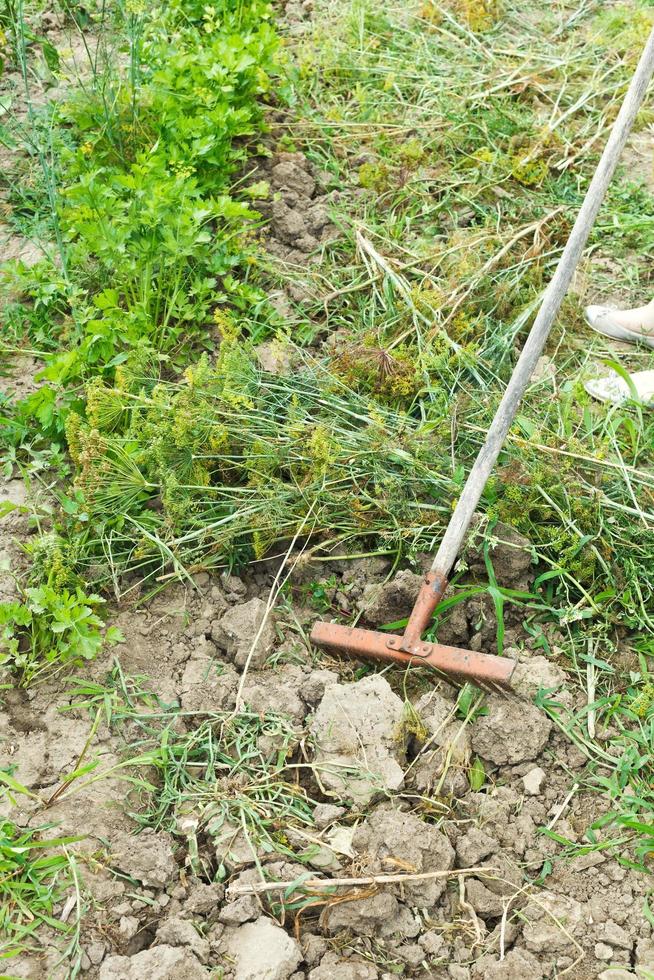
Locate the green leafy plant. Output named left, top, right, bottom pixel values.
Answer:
left=0, top=579, right=122, bottom=686
left=302, top=575, right=339, bottom=612
left=1, top=0, right=280, bottom=440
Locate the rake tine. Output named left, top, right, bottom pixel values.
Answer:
left=485, top=679, right=513, bottom=698
left=470, top=678, right=504, bottom=697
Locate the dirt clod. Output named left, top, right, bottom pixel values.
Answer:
left=356, top=803, right=455, bottom=905
left=86, top=941, right=107, bottom=965
left=183, top=882, right=225, bottom=915
left=324, top=803, right=454, bottom=936
left=466, top=520, right=534, bottom=589
left=511, top=657, right=567, bottom=700
left=308, top=952, right=379, bottom=979
left=218, top=894, right=260, bottom=925
left=156, top=918, right=210, bottom=963
left=180, top=655, right=238, bottom=713
left=310, top=674, right=407, bottom=806
left=250, top=150, right=336, bottom=263
left=597, top=919, right=633, bottom=949
left=522, top=767, right=546, bottom=796
left=455, top=827, right=499, bottom=867
left=211, top=598, right=276, bottom=669
left=464, top=879, right=507, bottom=919
left=312, top=802, right=345, bottom=827
left=357, top=569, right=423, bottom=626
left=271, top=159, right=316, bottom=198
left=521, top=891, right=584, bottom=952
left=99, top=945, right=207, bottom=979
left=324, top=890, right=418, bottom=939
left=300, top=668, right=338, bottom=704
left=109, top=829, right=178, bottom=889
left=219, top=916, right=302, bottom=980
left=636, top=938, right=654, bottom=971
left=471, top=695, right=551, bottom=765
left=240, top=664, right=307, bottom=725
left=476, top=948, right=544, bottom=979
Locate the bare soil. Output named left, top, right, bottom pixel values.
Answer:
left=2, top=521, right=653, bottom=979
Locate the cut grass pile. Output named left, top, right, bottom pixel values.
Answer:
left=60, top=333, right=654, bottom=639
left=63, top=340, right=459, bottom=587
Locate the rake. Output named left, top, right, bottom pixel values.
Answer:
left=311, top=29, right=654, bottom=694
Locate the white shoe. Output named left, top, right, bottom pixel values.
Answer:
left=585, top=305, right=654, bottom=349
left=584, top=369, right=654, bottom=405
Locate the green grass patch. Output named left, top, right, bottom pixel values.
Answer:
left=0, top=822, right=83, bottom=964
left=66, top=667, right=319, bottom=881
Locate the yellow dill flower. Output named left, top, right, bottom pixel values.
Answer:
left=213, top=308, right=240, bottom=341
left=510, top=154, right=548, bottom=187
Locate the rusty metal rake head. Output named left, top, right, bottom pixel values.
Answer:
left=311, top=571, right=516, bottom=694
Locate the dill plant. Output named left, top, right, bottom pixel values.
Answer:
left=62, top=338, right=458, bottom=586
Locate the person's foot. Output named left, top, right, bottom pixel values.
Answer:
left=585, top=302, right=654, bottom=348
left=604, top=301, right=654, bottom=334
left=585, top=368, right=654, bottom=406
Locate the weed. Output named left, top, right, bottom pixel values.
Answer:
left=134, top=712, right=316, bottom=876
left=63, top=668, right=317, bottom=879
left=0, top=566, right=123, bottom=686
left=333, top=336, right=422, bottom=404
left=450, top=0, right=502, bottom=33
left=0, top=822, right=83, bottom=962
left=303, top=575, right=339, bottom=613
left=400, top=699, right=430, bottom=743
left=1, top=0, right=280, bottom=433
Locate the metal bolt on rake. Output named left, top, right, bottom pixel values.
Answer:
left=311, top=29, right=654, bottom=693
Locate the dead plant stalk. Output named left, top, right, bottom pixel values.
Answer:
left=230, top=866, right=500, bottom=895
